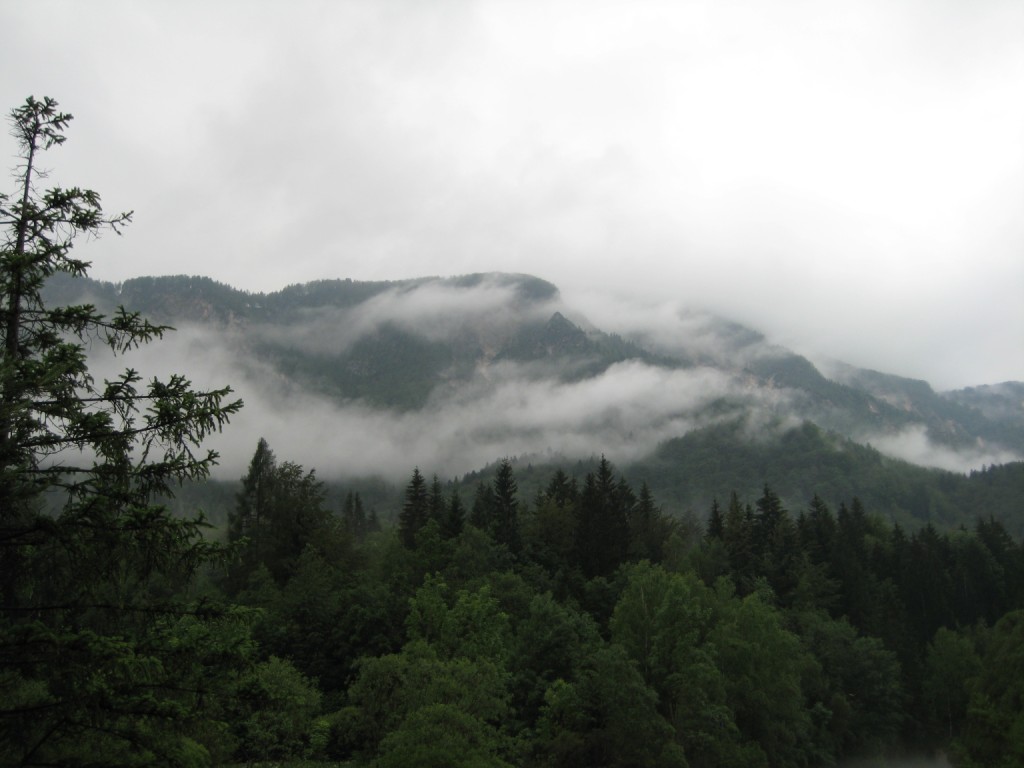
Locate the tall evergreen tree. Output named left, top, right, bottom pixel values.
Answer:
left=227, top=440, right=330, bottom=589
left=470, top=480, right=495, bottom=531
left=629, top=481, right=671, bottom=563
left=427, top=474, right=446, bottom=526
left=755, top=484, right=798, bottom=599
left=442, top=489, right=466, bottom=540
left=576, top=456, right=629, bottom=579
left=342, top=490, right=368, bottom=540
left=226, top=437, right=276, bottom=593
left=232, top=437, right=276, bottom=540
left=706, top=498, right=725, bottom=541
left=399, top=467, right=429, bottom=548
left=524, top=472, right=578, bottom=574
left=0, top=96, right=243, bottom=765
left=723, top=490, right=756, bottom=592
left=545, top=468, right=578, bottom=507
left=492, top=458, right=521, bottom=554
left=798, top=494, right=837, bottom=565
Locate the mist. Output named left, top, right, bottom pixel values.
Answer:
left=74, top=266, right=1022, bottom=482
left=86, top=315, right=802, bottom=481
left=251, top=277, right=558, bottom=358
left=860, top=425, right=1021, bottom=474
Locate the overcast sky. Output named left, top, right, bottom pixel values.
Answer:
left=3, top=0, right=1022, bottom=389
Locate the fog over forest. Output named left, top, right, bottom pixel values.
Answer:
left=84, top=277, right=1021, bottom=480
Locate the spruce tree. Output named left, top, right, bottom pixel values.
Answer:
left=427, top=473, right=446, bottom=525
left=630, top=481, right=670, bottom=562
left=470, top=480, right=495, bottom=531
left=576, top=456, right=629, bottom=578
left=706, top=498, right=725, bottom=541
left=492, top=458, right=521, bottom=554
left=399, top=467, right=429, bottom=548
left=0, top=96, right=243, bottom=765
left=442, top=489, right=465, bottom=539
left=227, top=440, right=329, bottom=588
left=342, top=489, right=369, bottom=540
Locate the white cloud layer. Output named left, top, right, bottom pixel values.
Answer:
left=252, top=278, right=556, bottom=356
left=86, top=322, right=799, bottom=480
left=1, top=0, right=1022, bottom=389
left=863, top=425, right=1021, bottom=474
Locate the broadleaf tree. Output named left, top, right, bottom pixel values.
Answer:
left=0, top=96, right=244, bottom=766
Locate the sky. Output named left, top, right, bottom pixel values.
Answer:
left=2, top=0, right=1022, bottom=390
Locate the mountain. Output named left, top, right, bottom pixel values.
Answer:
left=46, top=271, right=1024, bottom=533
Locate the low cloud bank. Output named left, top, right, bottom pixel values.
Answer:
left=560, top=289, right=776, bottom=367
left=252, top=278, right=558, bottom=357
left=87, top=311, right=1019, bottom=483
left=90, top=323, right=796, bottom=481
left=863, top=425, right=1021, bottom=473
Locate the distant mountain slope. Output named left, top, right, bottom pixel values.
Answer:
left=825, top=364, right=1024, bottom=453
left=44, top=271, right=1024, bottom=532
left=943, top=381, right=1024, bottom=430
left=48, top=272, right=666, bottom=409
left=46, top=270, right=1024, bottom=451
left=627, top=420, right=1024, bottom=537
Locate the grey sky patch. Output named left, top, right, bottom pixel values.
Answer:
left=1, top=0, right=1021, bottom=389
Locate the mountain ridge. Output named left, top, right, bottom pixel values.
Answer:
left=45, top=270, right=1024, bottom=534
left=47, top=270, right=1023, bottom=441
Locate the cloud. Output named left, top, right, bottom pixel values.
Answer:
left=250, top=276, right=557, bottom=357
left=85, top=318, right=800, bottom=481
left=559, top=290, right=777, bottom=367
left=80, top=291, right=1021, bottom=483
left=863, top=424, right=1021, bottom=473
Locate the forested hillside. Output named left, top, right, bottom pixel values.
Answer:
left=200, top=439, right=1024, bottom=766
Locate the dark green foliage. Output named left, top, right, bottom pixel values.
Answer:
left=522, top=469, right=578, bottom=574
left=957, top=610, right=1024, bottom=766
left=226, top=655, right=323, bottom=762
left=470, top=479, right=495, bottom=530
left=721, top=491, right=757, bottom=592
left=492, top=459, right=522, bottom=554
left=342, top=489, right=371, bottom=539
left=342, top=578, right=514, bottom=764
left=374, top=703, right=515, bottom=768
left=793, top=611, right=904, bottom=756
left=226, top=438, right=332, bottom=589
left=508, top=592, right=603, bottom=729
left=206, top=454, right=1024, bottom=766
left=442, top=488, right=466, bottom=539
left=611, top=563, right=743, bottom=767
left=399, top=467, right=429, bottom=548
left=922, top=627, right=980, bottom=743
left=636, top=421, right=1024, bottom=534
left=628, top=482, right=675, bottom=562
left=535, top=644, right=686, bottom=768
left=0, top=96, right=244, bottom=766
left=576, top=457, right=631, bottom=579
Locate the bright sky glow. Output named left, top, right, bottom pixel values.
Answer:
left=2, top=0, right=1021, bottom=389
